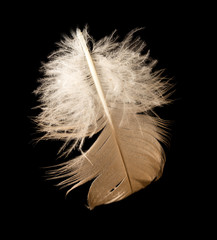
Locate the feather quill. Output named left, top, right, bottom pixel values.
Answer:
left=34, top=27, right=172, bottom=209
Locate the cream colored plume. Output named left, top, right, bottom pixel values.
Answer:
left=34, top=27, right=172, bottom=209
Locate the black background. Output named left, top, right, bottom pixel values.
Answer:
left=6, top=1, right=211, bottom=237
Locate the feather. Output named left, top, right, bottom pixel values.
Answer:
left=34, top=27, right=172, bottom=209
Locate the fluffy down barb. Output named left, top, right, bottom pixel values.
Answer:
left=34, top=27, right=172, bottom=209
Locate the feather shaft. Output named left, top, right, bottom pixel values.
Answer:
left=76, top=29, right=133, bottom=192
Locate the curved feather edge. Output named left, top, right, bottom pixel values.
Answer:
left=49, top=108, right=168, bottom=209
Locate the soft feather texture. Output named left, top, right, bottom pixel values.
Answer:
left=34, top=27, right=172, bottom=209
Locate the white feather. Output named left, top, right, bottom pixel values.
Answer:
left=34, top=27, right=172, bottom=209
